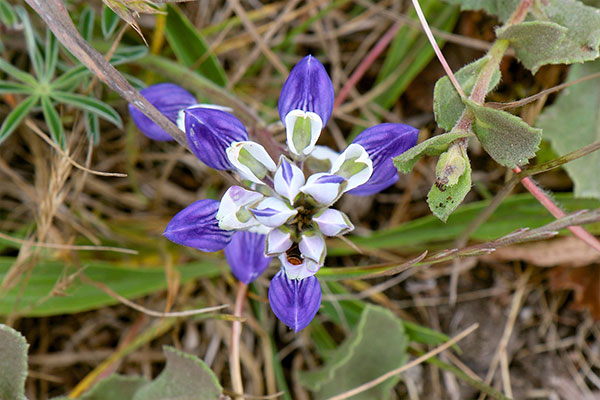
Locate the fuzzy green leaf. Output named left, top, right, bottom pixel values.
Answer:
left=427, top=153, right=472, bottom=222
left=41, top=95, right=65, bottom=148
left=0, top=95, right=39, bottom=145
left=77, top=375, right=149, bottom=400
left=84, top=112, right=100, bottom=146
left=132, top=347, right=222, bottom=400
left=0, top=57, right=38, bottom=86
left=465, top=99, right=541, bottom=168
left=0, top=324, right=28, bottom=400
left=434, top=56, right=501, bottom=130
left=299, top=305, right=408, bottom=400
left=394, top=130, right=474, bottom=173
left=51, top=91, right=122, bottom=128
left=16, top=6, right=44, bottom=79
left=78, top=6, right=96, bottom=42
left=44, top=29, right=59, bottom=81
left=101, top=5, right=120, bottom=39
left=0, top=0, right=16, bottom=26
left=537, top=59, right=600, bottom=199
left=0, top=80, right=33, bottom=95
left=165, top=4, right=228, bottom=87
left=51, top=65, right=90, bottom=90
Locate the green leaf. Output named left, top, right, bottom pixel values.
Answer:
left=464, top=99, right=542, bottom=168
left=394, top=130, right=474, bottom=173
left=0, top=95, right=39, bottom=145
left=0, top=257, right=224, bottom=316
left=50, top=65, right=90, bottom=90
left=165, top=4, right=227, bottom=87
left=403, top=320, right=451, bottom=346
left=16, top=6, right=44, bottom=79
left=441, top=0, right=520, bottom=22
left=101, top=5, right=120, bottom=39
left=78, top=375, right=149, bottom=400
left=44, top=29, right=59, bottom=81
left=427, top=148, right=472, bottom=222
left=434, top=56, right=501, bottom=130
left=0, top=80, right=33, bottom=94
left=299, top=305, right=408, bottom=400
left=78, top=6, right=96, bottom=42
left=0, top=324, right=28, bottom=400
left=132, top=347, right=222, bottom=400
left=0, top=0, right=16, bottom=26
left=51, top=90, right=122, bottom=128
left=41, top=95, right=65, bottom=148
left=109, top=45, right=148, bottom=66
left=84, top=111, right=100, bottom=146
left=537, top=59, right=600, bottom=199
left=0, top=57, right=38, bottom=86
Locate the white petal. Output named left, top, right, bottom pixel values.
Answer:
left=216, top=186, right=263, bottom=230
left=279, top=254, right=322, bottom=280
left=299, top=232, right=326, bottom=264
left=300, top=172, right=346, bottom=206
left=312, top=208, right=354, bottom=236
left=251, top=197, right=297, bottom=228
left=226, top=141, right=277, bottom=184
left=284, top=110, right=323, bottom=158
left=330, top=143, right=373, bottom=191
left=266, top=228, right=293, bottom=256
left=273, top=156, right=305, bottom=205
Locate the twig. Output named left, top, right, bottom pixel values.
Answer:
left=230, top=282, right=248, bottom=400
left=80, top=275, right=229, bottom=318
left=326, top=323, right=479, bottom=400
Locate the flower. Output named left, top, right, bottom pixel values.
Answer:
left=130, top=56, right=419, bottom=332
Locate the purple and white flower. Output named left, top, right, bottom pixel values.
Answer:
left=130, top=56, right=419, bottom=332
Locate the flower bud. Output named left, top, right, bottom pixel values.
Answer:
left=225, top=231, right=271, bottom=284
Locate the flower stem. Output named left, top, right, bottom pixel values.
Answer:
left=230, top=282, right=248, bottom=399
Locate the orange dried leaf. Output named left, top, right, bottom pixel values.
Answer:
left=549, top=266, right=600, bottom=319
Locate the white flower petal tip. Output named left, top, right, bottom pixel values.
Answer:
left=251, top=197, right=298, bottom=228
left=312, top=208, right=354, bottom=236
left=216, top=186, right=264, bottom=230
left=274, top=156, right=305, bottom=205
left=284, top=110, right=323, bottom=158
left=299, top=232, right=326, bottom=264
left=279, top=253, right=322, bottom=280
left=266, top=228, right=294, bottom=256
left=299, top=172, right=346, bottom=206
left=331, top=143, right=373, bottom=192
left=226, top=141, right=277, bottom=184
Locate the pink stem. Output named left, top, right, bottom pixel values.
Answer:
left=333, top=22, right=401, bottom=110
left=515, top=167, right=600, bottom=253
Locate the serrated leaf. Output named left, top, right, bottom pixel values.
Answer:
left=41, top=95, right=65, bottom=148
left=0, top=0, right=16, bottom=26
left=394, top=130, right=474, bottom=173
left=16, top=6, right=44, bottom=79
left=464, top=99, right=541, bottom=168
left=132, top=346, right=222, bottom=400
left=299, top=305, right=408, bottom=400
left=537, top=59, right=600, bottom=199
left=0, top=57, right=38, bottom=86
left=101, top=5, right=120, bottom=38
left=0, top=80, right=33, bottom=94
left=434, top=56, right=501, bottom=130
left=0, top=95, right=39, bottom=145
left=165, top=4, right=227, bottom=87
left=50, top=90, right=122, bottom=128
left=0, top=324, right=28, bottom=400
left=427, top=153, right=472, bottom=222
left=441, top=0, right=519, bottom=22
left=78, top=6, right=96, bottom=42
left=50, top=65, right=90, bottom=90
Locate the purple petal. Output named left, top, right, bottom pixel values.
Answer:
left=268, top=270, right=321, bottom=332
left=250, top=208, right=279, bottom=218
left=128, top=83, right=196, bottom=141
left=185, top=108, right=249, bottom=170
left=315, top=174, right=345, bottom=184
left=225, top=231, right=271, bottom=284
left=163, top=199, right=233, bottom=252
left=278, top=55, right=334, bottom=127
left=348, top=123, right=419, bottom=195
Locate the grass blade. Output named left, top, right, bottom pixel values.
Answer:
left=0, top=95, right=39, bottom=145
left=50, top=90, right=122, bottom=128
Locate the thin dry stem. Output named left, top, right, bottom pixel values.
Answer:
left=230, top=282, right=248, bottom=400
